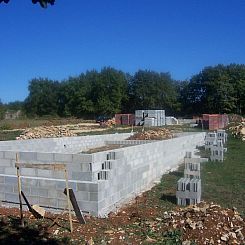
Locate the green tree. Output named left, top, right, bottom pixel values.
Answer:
left=24, top=78, right=60, bottom=117
left=129, top=70, right=179, bottom=114
left=90, top=67, right=128, bottom=115
left=0, top=0, right=55, bottom=8
left=182, top=64, right=245, bottom=114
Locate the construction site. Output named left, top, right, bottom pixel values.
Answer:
left=0, top=114, right=244, bottom=244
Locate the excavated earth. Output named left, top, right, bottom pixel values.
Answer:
left=0, top=193, right=244, bottom=244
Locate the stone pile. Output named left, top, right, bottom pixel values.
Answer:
left=162, top=202, right=245, bottom=244
left=127, top=128, right=173, bottom=140
left=229, top=122, right=245, bottom=141
left=16, top=125, right=77, bottom=140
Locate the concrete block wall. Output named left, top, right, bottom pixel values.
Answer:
left=0, top=133, right=131, bottom=153
left=92, top=132, right=205, bottom=215
left=0, top=132, right=205, bottom=216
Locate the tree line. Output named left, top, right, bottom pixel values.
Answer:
left=1, top=64, right=245, bottom=119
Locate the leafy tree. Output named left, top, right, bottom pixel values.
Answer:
left=129, top=70, right=179, bottom=114
left=0, top=99, right=5, bottom=120
left=90, top=68, right=128, bottom=115
left=181, top=64, right=245, bottom=114
left=24, top=78, right=60, bottom=117
left=0, top=0, right=55, bottom=8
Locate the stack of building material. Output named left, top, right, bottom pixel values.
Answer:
left=135, top=110, right=165, bottom=126
left=127, top=128, right=173, bottom=140
left=228, top=122, right=245, bottom=141
left=115, top=114, right=135, bottom=125
left=165, top=116, right=178, bottom=125
left=201, top=114, right=229, bottom=130
left=210, top=139, right=227, bottom=161
left=16, top=125, right=77, bottom=139
left=176, top=152, right=207, bottom=206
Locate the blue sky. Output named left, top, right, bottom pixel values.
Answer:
left=0, top=0, right=245, bottom=103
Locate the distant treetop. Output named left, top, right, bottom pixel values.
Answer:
left=0, top=0, right=55, bottom=8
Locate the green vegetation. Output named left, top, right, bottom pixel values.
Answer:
left=1, top=64, right=245, bottom=119
left=201, top=135, right=245, bottom=213
left=0, top=0, right=55, bottom=8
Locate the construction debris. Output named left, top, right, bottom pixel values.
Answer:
left=160, top=202, right=245, bottom=244
left=16, top=125, right=77, bottom=139
left=228, top=122, right=245, bottom=141
left=127, top=128, right=173, bottom=140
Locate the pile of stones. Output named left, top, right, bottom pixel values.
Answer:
left=127, top=128, right=173, bottom=140
left=16, top=125, right=77, bottom=140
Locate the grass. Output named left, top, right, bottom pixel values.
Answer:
left=0, top=130, right=23, bottom=141
left=201, top=135, right=245, bottom=214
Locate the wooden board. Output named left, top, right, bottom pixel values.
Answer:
left=64, top=188, right=86, bottom=224
left=15, top=163, right=66, bottom=171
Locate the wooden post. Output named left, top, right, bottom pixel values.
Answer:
left=16, top=153, right=24, bottom=227
left=64, top=168, right=73, bottom=232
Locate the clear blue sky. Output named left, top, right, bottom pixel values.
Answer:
left=0, top=0, right=245, bottom=103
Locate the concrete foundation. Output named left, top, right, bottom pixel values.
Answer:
left=0, top=132, right=205, bottom=216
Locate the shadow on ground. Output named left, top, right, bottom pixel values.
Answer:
left=0, top=216, right=68, bottom=245
left=161, top=193, right=177, bottom=204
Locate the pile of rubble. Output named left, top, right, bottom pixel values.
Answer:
left=16, top=125, right=77, bottom=140
left=128, top=128, right=173, bottom=140
left=162, top=202, right=245, bottom=244
left=228, top=122, right=245, bottom=141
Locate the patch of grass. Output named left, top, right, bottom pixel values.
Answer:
left=201, top=135, right=245, bottom=213
left=0, top=130, right=23, bottom=141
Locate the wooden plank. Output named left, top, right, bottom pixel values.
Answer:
left=21, top=191, right=44, bottom=219
left=15, top=163, right=66, bottom=171
left=64, top=188, right=86, bottom=224
left=16, top=154, right=24, bottom=227
left=64, top=169, right=73, bottom=232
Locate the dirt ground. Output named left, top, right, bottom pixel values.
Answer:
left=0, top=183, right=244, bottom=245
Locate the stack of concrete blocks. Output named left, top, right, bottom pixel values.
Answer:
left=176, top=178, right=201, bottom=206
left=0, top=132, right=205, bottom=216
left=135, top=110, right=165, bottom=127
left=217, top=129, right=227, bottom=144
left=176, top=152, right=208, bottom=206
left=204, top=132, right=217, bottom=150
left=210, top=139, right=227, bottom=162
left=165, top=116, right=178, bottom=125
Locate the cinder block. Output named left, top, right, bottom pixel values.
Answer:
left=38, top=179, right=56, bottom=188
left=20, top=168, right=36, bottom=177
left=4, top=151, right=16, bottom=160
left=19, top=152, right=37, bottom=161
left=4, top=167, right=16, bottom=175
left=0, top=192, right=4, bottom=199
left=54, top=154, right=72, bottom=162
left=0, top=159, right=12, bottom=167
left=0, top=184, right=14, bottom=193
left=37, top=169, right=53, bottom=178
left=37, top=153, right=54, bottom=162
left=72, top=154, right=93, bottom=164
left=89, top=192, right=100, bottom=201
left=75, top=191, right=89, bottom=201
left=5, top=176, right=17, bottom=185
left=0, top=151, right=4, bottom=158
left=5, top=193, right=19, bottom=203
left=56, top=181, right=77, bottom=191
left=57, top=199, right=68, bottom=208
left=0, top=176, right=4, bottom=183
left=27, top=196, right=39, bottom=204
left=30, top=187, right=48, bottom=197
left=72, top=172, right=93, bottom=181
left=13, top=185, right=30, bottom=195
left=39, top=197, right=57, bottom=207
left=77, top=200, right=98, bottom=214
left=21, top=178, right=38, bottom=186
